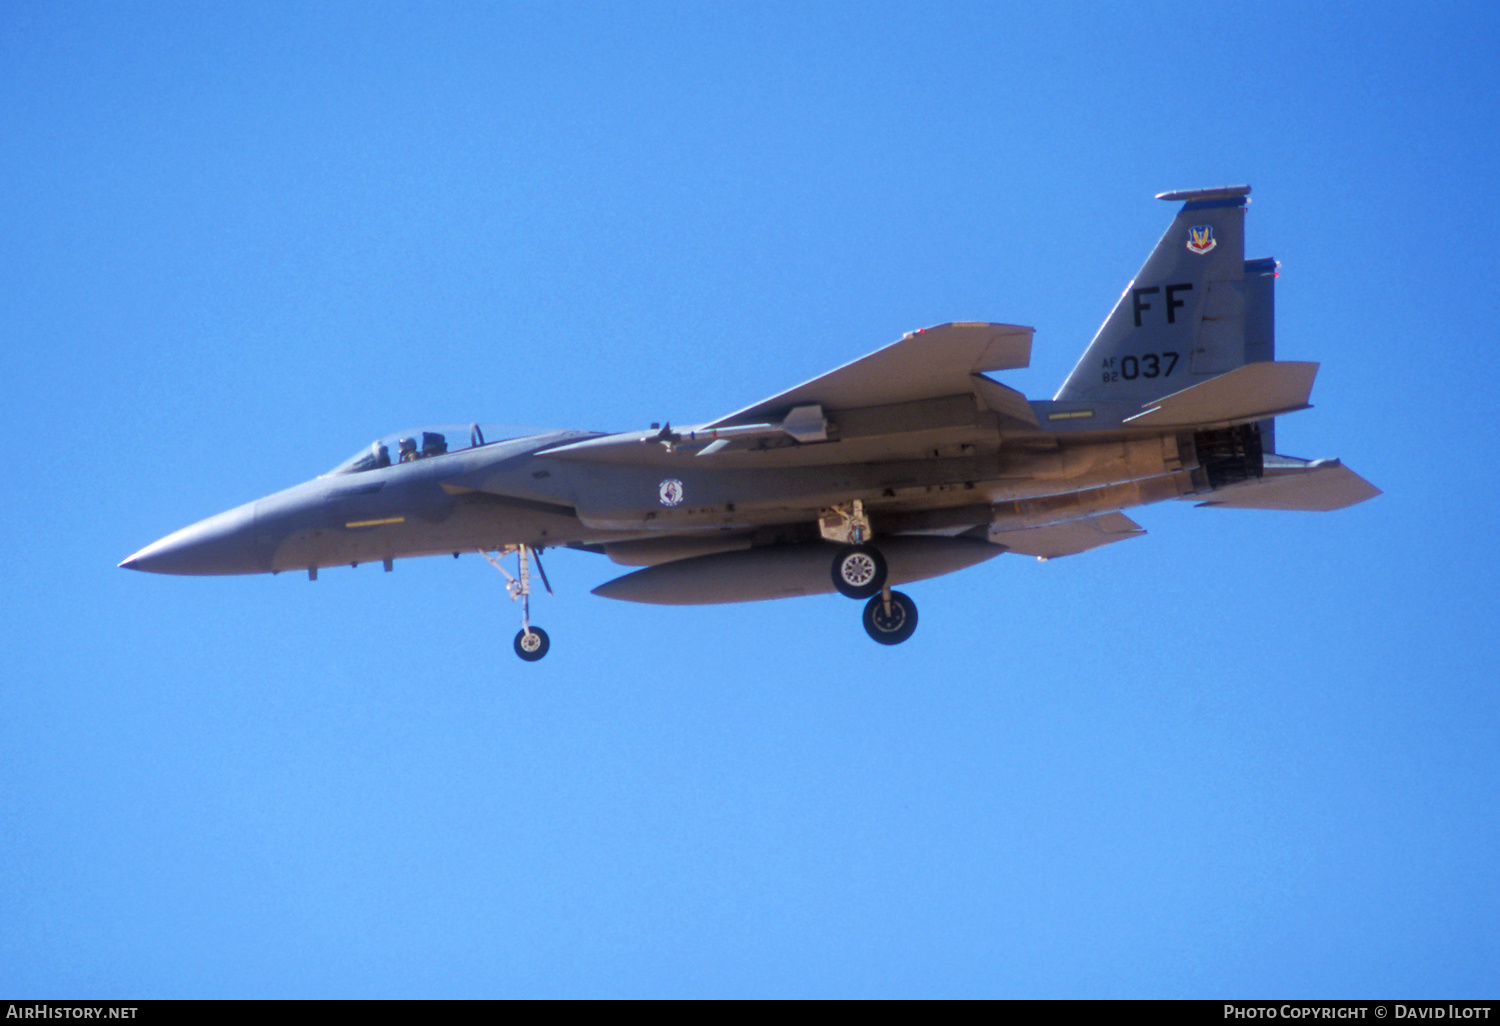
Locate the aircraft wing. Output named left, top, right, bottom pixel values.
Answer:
left=988, top=511, right=1146, bottom=559
left=707, top=322, right=1033, bottom=427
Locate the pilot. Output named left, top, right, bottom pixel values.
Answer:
left=398, top=437, right=418, bottom=462
left=374, top=443, right=391, bottom=469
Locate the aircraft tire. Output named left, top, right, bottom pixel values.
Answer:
left=831, top=544, right=887, bottom=599
left=862, top=590, right=918, bottom=645
left=513, top=626, right=550, bottom=661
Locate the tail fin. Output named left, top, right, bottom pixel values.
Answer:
left=1055, top=186, right=1277, bottom=427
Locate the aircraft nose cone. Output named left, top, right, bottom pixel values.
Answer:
left=120, top=501, right=265, bottom=575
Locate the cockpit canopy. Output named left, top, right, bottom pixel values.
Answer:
left=324, top=423, right=541, bottom=476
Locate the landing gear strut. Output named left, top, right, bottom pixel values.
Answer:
left=820, top=499, right=911, bottom=640
left=823, top=499, right=888, bottom=599
left=482, top=545, right=553, bottom=662
left=863, top=588, right=918, bottom=645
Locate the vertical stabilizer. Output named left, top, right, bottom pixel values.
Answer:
left=1242, top=255, right=1278, bottom=454
left=1056, top=186, right=1261, bottom=406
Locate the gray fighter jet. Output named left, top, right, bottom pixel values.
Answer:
left=121, top=186, right=1379, bottom=659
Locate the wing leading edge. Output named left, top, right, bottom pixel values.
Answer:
left=707, top=321, right=1033, bottom=428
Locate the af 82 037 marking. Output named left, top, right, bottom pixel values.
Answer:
left=1102, top=351, right=1179, bottom=383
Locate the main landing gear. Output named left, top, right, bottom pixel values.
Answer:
left=834, top=547, right=918, bottom=645
left=831, top=543, right=887, bottom=599
left=821, top=500, right=918, bottom=645
left=482, top=545, right=553, bottom=662
left=862, top=588, right=918, bottom=645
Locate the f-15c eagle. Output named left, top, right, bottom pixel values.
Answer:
left=122, top=186, right=1379, bottom=660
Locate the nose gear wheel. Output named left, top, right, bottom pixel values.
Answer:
left=514, top=626, right=551, bottom=661
left=482, top=545, right=553, bottom=661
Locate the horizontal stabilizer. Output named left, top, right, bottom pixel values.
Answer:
left=1123, top=361, right=1318, bottom=429
left=1193, top=456, right=1381, bottom=511
left=709, top=322, right=1032, bottom=427
left=989, top=511, right=1145, bottom=559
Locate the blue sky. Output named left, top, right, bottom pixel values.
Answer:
left=3, top=1, right=1498, bottom=997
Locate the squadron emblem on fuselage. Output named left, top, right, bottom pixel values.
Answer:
left=658, top=478, right=685, bottom=506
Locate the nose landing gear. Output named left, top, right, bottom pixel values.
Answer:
left=482, top=545, right=554, bottom=662
left=513, top=625, right=550, bottom=661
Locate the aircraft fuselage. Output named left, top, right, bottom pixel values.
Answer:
left=122, top=186, right=1380, bottom=654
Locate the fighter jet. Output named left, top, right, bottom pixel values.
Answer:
left=121, top=186, right=1379, bottom=660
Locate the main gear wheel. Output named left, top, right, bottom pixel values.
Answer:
left=862, top=590, right=917, bottom=645
left=831, top=544, right=887, bottom=599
